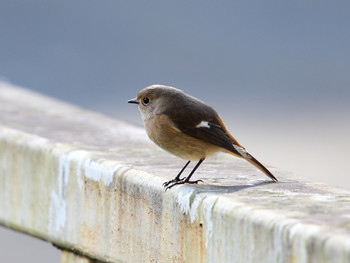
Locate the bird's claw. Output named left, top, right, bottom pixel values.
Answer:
left=162, top=177, right=184, bottom=188
left=164, top=178, right=203, bottom=191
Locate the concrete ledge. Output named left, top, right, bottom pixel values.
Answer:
left=1, top=81, right=350, bottom=263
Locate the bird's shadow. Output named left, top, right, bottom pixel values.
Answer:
left=174, top=181, right=276, bottom=194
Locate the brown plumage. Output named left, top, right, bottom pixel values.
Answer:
left=128, top=84, right=277, bottom=189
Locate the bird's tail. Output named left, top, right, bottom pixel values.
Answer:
left=231, top=145, right=278, bottom=182
left=245, top=152, right=278, bottom=182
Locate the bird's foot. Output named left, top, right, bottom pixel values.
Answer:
left=164, top=178, right=203, bottom=191
left=162, top=177, right=184, bottom=188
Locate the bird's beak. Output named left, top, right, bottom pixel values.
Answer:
left=128, top=98, right=139, bottom=104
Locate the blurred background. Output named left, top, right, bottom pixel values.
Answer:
left=0, top=1, right=349, bottom=262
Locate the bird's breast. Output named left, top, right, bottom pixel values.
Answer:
left=144, top=114, right=219, bottom=161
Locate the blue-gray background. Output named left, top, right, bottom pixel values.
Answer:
left=1, top=1, right=349, bottom=262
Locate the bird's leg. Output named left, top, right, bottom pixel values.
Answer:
left=165, top=158, right=205, bottom=190
left=183, top=158, right=205, bottom=183
left=163, top=160, right=191, bottom=187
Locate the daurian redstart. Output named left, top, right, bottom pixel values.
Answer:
left=128, top=85, right=277, bottom=190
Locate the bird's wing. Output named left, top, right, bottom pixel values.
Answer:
left=169, top=116, right=244, bottom=157
left=163, top=95, right=243, bottom=156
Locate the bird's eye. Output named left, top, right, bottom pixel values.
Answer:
left=142, top=97, right=150, bottom=105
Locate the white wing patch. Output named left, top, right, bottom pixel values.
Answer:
left=196, top=121, right=210, bottom=128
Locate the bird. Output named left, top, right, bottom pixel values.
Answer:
left=128, top=84, right=277, bottom=190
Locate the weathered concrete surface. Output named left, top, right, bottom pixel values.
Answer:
left=1, top=81, right=350, bottom=263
